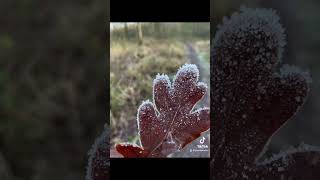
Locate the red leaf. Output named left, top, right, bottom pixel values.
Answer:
left=116, top=64, right=210, bottom=157
left=116, top=143, right=149, bottom=158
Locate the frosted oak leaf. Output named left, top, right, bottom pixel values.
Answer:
left=211, top=7, right=320, bottom=179
left=86, top=127, right=109, bottom=180
left=116, top=64, right=210, bottom=157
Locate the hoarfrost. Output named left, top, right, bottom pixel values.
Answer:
left=211, top=6, right=319, bottom=180
left=116, top=63, right=210, bottom=157
left=86, top=127, right=109, bottom=180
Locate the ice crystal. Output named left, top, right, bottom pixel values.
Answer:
left=86, top=126, right=109, bottom=180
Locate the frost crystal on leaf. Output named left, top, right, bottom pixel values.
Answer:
left=116, top=63, right=210, bottom=157
left=86, top=126, right=109, bottom=180
left=211, top=7, right=320, bottom=179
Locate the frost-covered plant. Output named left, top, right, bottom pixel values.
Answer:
left=116, top=64, right=210, bottom=157
left=211, top=7, right=320, bottom=179
left=86, top=126, right=109, bottom=180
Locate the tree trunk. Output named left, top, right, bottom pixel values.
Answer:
left=124, top=23, right=129, bottom=39
left=137, top=23, right=143, bottom=45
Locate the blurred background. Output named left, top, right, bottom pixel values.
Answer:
left=211, top=0, right=320, bottom=157
left=0, top=0, right=107, bottom=179
left=110, top=23, right=210, bottom=157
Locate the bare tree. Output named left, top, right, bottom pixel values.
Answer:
left=124, top=23, right=129, bottom=39
left=137, top=23, right=143, bottom=45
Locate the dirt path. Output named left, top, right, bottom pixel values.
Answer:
left=185, top=43, right=210, bottom=107
left=171, top=43, right=210, bottom=158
